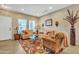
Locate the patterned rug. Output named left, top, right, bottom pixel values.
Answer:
left=19, top=39, right=48, bottom=54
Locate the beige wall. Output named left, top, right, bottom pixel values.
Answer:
left=0, top=9, right=39, bottom=39
left=40, top=4, right=79, bottom=45
left=1, top=5, right=79, bottom=44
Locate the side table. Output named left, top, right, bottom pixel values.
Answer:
left=14, top=34, right=21, bottom=40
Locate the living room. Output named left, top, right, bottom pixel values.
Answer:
left=0, top=4, right=79, bottom=54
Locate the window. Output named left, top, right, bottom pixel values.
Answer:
left=18, top=19, right=27, bottom=33
left=29, top=20, right=36, bottom=32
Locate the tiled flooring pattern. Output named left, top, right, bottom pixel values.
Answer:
left=61, top=45, right=79, bottom=54
left=0, top=40, right=26, bottom=54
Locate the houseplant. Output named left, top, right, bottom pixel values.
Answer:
left=64, top=9, right=79, bottom=45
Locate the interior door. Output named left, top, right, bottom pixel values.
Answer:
left=0, top=16, right=12, bottom=40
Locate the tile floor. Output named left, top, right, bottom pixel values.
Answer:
left=0, top=40, right=26, bottom=54
left=61, top=45, right=79, bottom=54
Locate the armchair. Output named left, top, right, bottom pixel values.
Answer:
left=43, top=32, right=68, bottom=53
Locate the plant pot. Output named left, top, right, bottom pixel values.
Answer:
left=70, top=25, right=76, bottom=46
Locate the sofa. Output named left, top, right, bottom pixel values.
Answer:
left=21, top=30, right=33, bottom=40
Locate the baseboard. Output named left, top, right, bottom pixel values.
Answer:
left=0, top=39, right=15, bottom=42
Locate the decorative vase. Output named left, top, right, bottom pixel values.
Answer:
left=64, top=9, right=79, bottom=46
left=70, top=25, right=76, bottom=45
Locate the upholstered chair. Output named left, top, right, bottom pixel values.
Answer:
left=54, top=32, right=66, bottom=53
left=42, top=32, right=68, bottom=54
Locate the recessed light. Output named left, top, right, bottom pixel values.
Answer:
left=21, top=9, right=25, bottom=11
left=49, top=6, right=53, bottom=9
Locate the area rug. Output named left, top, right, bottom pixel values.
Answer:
left=19, top=39, right=48, bottom=54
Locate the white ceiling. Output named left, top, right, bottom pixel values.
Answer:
left=0, top=4, right=71, bottom=17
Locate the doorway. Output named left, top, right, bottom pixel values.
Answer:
left=0, top=16, right=12, bottom=40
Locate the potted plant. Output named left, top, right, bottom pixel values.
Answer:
left=64, top=9, right=79, bottom=46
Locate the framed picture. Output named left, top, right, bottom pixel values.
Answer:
left=45, top=19, right=52, bottom=26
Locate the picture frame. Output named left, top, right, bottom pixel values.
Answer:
left=45, top=19, right=52, bottom=26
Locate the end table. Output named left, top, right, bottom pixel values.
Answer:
left=14, top=34, right=21, bottom=40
